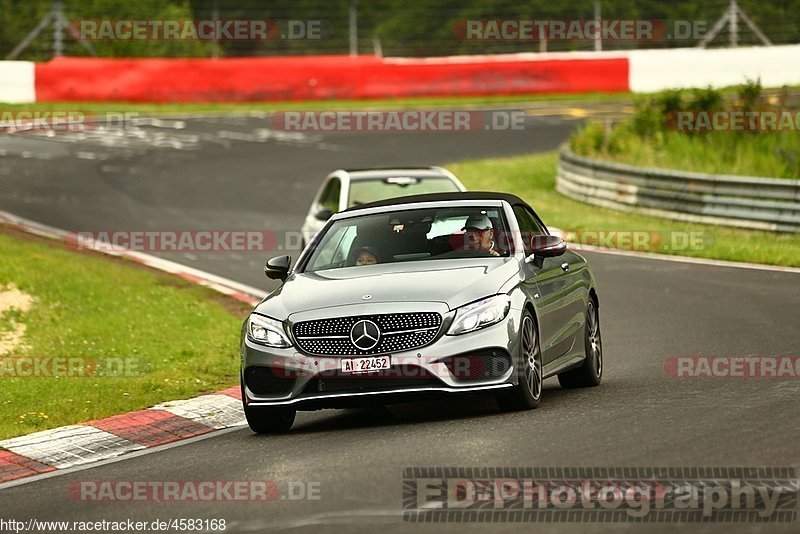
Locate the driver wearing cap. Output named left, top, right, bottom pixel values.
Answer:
left=462, top=213, right=500, bottom=257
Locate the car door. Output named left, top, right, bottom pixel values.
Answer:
left=515, top=206, right=579, bottom=363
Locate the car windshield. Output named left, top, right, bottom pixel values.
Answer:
left=347, top=177, right=460, bottom=207
left=303, top=206, right=511, bottom=272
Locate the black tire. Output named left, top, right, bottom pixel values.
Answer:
left=241, top=376, right=296, bottom=433
left=244, top=404, right=296, bottom=434
left=558, top=298, right=603, bottom=389
left=496, top=310, right=542, bottom=411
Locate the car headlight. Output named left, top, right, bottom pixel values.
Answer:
left=247, top=314, right=292, bottom=348
left=447, top=295, right=511, bottom=335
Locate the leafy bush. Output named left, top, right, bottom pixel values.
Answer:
left=570, top=83, right=799, bottom=178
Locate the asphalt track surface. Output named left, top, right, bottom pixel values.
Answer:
left=1, top=108, right=799, bottom=533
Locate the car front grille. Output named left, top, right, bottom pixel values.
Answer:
left=292, top=312, right=442, bottom=356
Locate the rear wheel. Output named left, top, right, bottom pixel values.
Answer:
left=558, top=299, right=603, bottom=389
left=496, top=311, right=542, bottom=411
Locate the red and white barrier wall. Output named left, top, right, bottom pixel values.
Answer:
left=1, top=45, right=799, bottom=103
left=0, top=61, right=36, bottom=103
left=626, top=45, right=800, bottom=92
left=30, top=54, right=629, bottom=102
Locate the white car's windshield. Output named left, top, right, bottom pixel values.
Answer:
left=304, top=206, right=510, bottom=273
left=347, top=177, right=461, bottom=207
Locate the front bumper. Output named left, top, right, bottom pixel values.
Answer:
left=241, top=310, right=521, bottom=410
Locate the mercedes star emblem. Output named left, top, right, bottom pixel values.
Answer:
left=350, top=319, right=381, bottom=351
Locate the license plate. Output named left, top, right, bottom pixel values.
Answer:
left=340, top=355, right=391, bottom=374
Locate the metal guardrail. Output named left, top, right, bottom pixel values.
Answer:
left=556, top=147, right=800, bottom=233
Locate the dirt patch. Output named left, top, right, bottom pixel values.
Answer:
left=0, top=283, right=34, bottom=355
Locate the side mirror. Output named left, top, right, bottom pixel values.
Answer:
left=526, top=235, right=567, bottom=263
left=314, top=208, right=334, bottom=221
left=265, top=255, right=291, bottom=281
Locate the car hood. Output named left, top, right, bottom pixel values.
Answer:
left=254, top=258, right=520, bottom=319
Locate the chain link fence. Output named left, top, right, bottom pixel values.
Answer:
left=2, top=0, right=800, bottom=60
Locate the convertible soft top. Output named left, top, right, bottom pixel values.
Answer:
left=342, top=191, right=530, bottom=212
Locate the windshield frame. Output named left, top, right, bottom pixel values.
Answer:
left=295, top=199, right=522, bottom=274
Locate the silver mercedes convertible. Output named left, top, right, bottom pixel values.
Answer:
left=241, top=192, right=602, bottom=433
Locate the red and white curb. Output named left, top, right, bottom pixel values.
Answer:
left=0, top=388, right=245, bottom=484
left=0, top=210, right=268, bottom=485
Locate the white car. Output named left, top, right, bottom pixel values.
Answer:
left=300, top=167, right=466, bottom=246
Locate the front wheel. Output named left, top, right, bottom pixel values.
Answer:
left=558, top=299, right=603, bottom=389
left=496, top=311, right=542, bottom=411
left=244, top=404, right=296, bottom=434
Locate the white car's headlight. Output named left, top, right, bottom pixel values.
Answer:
left=447, top=295, right=511, bottom=335
left=247, top=314, right=292, bottom=348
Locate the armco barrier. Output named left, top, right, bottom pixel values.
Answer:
left=556, top=147, right=800, bottom=233
left=33, top=54, right=629, bottom=102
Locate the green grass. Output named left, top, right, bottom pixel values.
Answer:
left=0, top=228, right=250, bottom=439
left=449, top=151, right=800, bottom=267
left=0, top=92, right=630, bottom=116
left=569, top=83, right=800, bottom=179
left=571, top=120, right=800, bottom=179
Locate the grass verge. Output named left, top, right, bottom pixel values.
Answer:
left=0, top=92, right=630, bottom=116
left=0, top=226, right=251, bottom=440
left=570, top=83, right=800, bottom=179
left=449, top=151, right=800, bottom=267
